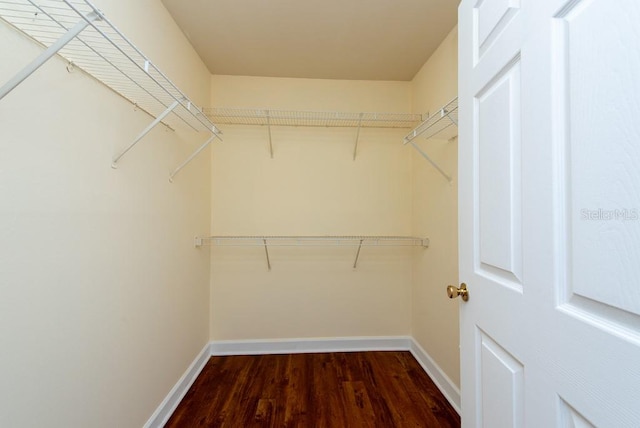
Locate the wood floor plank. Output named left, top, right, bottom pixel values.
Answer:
left=343, top=380, right=376, bottom=428
left=164, top=351, right=461, bottom=428
left=368, top=352, right=442, bottom=427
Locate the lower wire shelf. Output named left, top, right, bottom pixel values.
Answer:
left=195, top=235, right=430, bottom=270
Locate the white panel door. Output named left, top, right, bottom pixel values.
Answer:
left=458, top=0, right=640, bottom=426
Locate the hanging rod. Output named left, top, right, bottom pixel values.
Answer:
left=0, top=0, right=222, bottom=179
left=403, top=97, right=458, bottom=183
left=195, top=235, right=429, bottom=271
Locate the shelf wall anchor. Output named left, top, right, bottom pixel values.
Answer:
left=0, top=10, right=101, bottom=100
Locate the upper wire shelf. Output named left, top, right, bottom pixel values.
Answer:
left=404, top=97, right=458, bottom=144
left=0, top=0, right=221, bottom=179
left=0, top=0, right=217, bottom=133
left=403, top=97, right=458, bottom=183
left=205, top=108, right=422, bottom=129
left=204, top=108, right=421, bottom=160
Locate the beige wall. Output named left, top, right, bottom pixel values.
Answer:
left=410, top=27, right=461, bottom=387
left=209, top=30, right=460, bottom=383
left=0, top=1, right=211, bottom=427
left=209, top=76, right=415, bottom=340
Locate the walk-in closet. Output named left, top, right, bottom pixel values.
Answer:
left=4, top=0, right=639, bottom=427
left=0, top=0, right=454, bottom=425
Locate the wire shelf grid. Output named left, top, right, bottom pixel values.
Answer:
left=205, top=108, right=422, bottom=129
left=404, top=97, right=458, bottom=143
left=197, top=235, right=429, bottom=270
left=197, top=235, right=429, bottom=247
left=0, top=0, right=218, bottom=134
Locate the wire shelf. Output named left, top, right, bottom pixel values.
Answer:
left=402, top=97, right=458, bottom=183
left=0, top=0, right=218, bottom=134
left=205, top=108, right=422, bottom=129
left=197, top=235, right=429, bottom=247
left=403, top=97, right=458, bottom=143
left=196, top=235, right=429, bottom=270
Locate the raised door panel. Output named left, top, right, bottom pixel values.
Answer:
left=475, top=58, right=523, bottom=289
left=478, top=330, right=524, bottom=428
left=554, top=0, right=640, bottom=330
left=474, top=0, right=521, bottom=60
left=559, top=398, right=596, bottom=428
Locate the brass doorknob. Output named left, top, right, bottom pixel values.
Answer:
left=447, top=283, right=469, bottom=301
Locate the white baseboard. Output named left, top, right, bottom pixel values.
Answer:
left=146, top=336, right=460, bottom=426
left=409, top=338, right=461, bottom=414
left=143, top=342, right=211, bottom=428
left=210, top=336, right=412, bottom=355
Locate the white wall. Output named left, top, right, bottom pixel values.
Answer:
left=209, top=76, right=415, bottom=340
left=411, top=27, right=461, bottom=387
left=0, top=1, right=211, bottom=426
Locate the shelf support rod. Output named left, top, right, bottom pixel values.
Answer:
left=353, top=239, right=364, bottom=268
left=266, top=110, right=274, bottom=158
left=169, top=131, right=222, bottom=182
left=0, top=11, right=100, bottom=101
left=263, top=239, right=271, bottom=271
left=408, top=141, right=453, bottom=183
left=112, top=98, right=182, bottom=167
left=353, top=113, right=363, bottom=161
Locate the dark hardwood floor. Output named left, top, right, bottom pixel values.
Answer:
left=165, top=351, right=460, bottom=427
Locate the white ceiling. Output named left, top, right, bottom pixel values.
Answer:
left=161, top=0, right=459, bottom=82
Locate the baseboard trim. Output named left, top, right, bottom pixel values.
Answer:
left=146, top=336, right=460, bottom=426
left=210, top=336, right=412, bottom=355
left=144, top=342, right=211, bottom=428
left=409, top=338, right=461, bottom=414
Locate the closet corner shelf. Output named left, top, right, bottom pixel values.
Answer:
left=403, top=97, right=458, bottom=183
left=0, top=0, right=222, bottom=181
left=204, top=107, right=422, bottom=160
left=195, top=235, right=429, bottom=271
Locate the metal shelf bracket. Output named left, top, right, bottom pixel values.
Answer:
left=263, top=239, right=271, bottom=271
left=403, top=97, right=458, bottom=183
left=169, top=129, right=223, bottom=182
left=266, top=110, right=274, bottom=158
left=353, top=113, right=363, bottom=161
left=112, top=98, right=182, bottom=168
left=353, top=239, right=364, bottom=268
left=0, top=10, right=101, bottom=101
left=408, top=141, right=453, bottom=183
